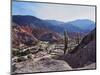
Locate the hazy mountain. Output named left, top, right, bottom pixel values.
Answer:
left=62, top=23, right=83, bottom=32
left=66, top=19, right=95, bottom=32
left=12, top=15, right=95, bottom=34
left=45, top=20, right=64, bottom=25
left=45, top=19, right=95, bottom=33
left=45, top=20, right=83, bottom=32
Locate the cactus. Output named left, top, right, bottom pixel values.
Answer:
left=63, top=30, right=68, bottom=55
left=76, top=32, right=80, bottom=44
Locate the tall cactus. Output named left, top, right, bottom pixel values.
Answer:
left=76, top=32, right=80, bottom=44
left=63, top=30, right=68, bottom=55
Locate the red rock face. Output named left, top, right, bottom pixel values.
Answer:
left=12, top=24, right=38, bottom=48
left=11, top=23, right=62, bottom=48
left=20, top=25, right=33, bottom=36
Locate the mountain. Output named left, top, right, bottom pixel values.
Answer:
left=62, top=23, right=83, bottom=32
left=45, top=19, right=95, bottom=33
left=12, top=22, right=63, bottom=48
left=45, top=20, right=83, bottom=33
left=13, top=15, right=50, bottom=28
left=66, top=19, right=95, bottom=32
left=12, top=15, right=95, bottom=34
left=46, top=19, right=95, bottom=32
left=12, top=15, right=64, bottom=33
left=12, top=23, right=38, bottom=48
left=45, top=20, right=64, bottom=25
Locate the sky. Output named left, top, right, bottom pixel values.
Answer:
left=12, top=1, right=95, bottom=22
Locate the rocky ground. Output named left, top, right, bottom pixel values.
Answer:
left=12, top=39, right=96, bottom=74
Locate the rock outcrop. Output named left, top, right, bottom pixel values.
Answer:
left=55, top=29, right=96, bottom=68
left=13, top=56, right=72, bottom=73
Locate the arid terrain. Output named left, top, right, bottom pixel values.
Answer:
left=11, top=15, right=96, bottom=74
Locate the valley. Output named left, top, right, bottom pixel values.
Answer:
left=11, top=15, right=96, bottom=74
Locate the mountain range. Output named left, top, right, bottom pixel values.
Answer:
left=12, top=15, right=95, bottom=34
left=66, top=19, right=95, bottom=32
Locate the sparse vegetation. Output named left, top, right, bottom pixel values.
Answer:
left=12, top=16, right=96, bottom=73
